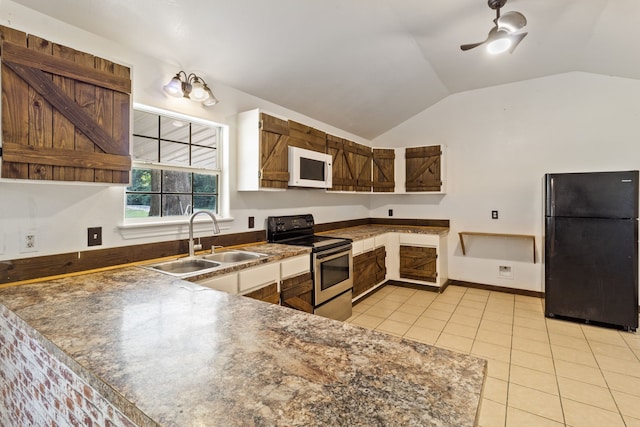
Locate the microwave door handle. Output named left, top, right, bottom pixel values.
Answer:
left=325, top=159, right=332, bottom=188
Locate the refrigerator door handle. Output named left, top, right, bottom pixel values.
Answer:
left=547, top=176, right=555, bottom=217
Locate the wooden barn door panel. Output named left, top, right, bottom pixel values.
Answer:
left=288, top=120, right=326, bottom=153
left=373, top=148, right=395, bottom=192
left=405, top=145, right=442, bottom=192
left=399, top=245, right=437, bottom=282
left=0, top=26, right=131, bottom=183
left=352, top=142, right=372, bottom=192
left=1, top=26, right=28, bottom=179
left=327, top=135, right=347, bottom=191
left=259, top=113, right=289, bottom=188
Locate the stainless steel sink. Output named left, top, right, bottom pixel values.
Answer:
left=200, top=250, right=267, bottom=263
left=146, top=258, right=221, bottom=277
left=145, top=250, right=267, bottom=278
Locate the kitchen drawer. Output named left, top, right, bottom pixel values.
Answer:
left=362, top=237, right=375, bottom=252
left=239, top=263, right=280, bottom=292
left=195, top=273, right=238, bottom=294
left=374, top=233, right=389, bottom=248
left=352, top=237, right=375, bottom=255
left=280, top=255, right=310, bottom=279
left=352, top=240, right=364, bottom=255
left=399, top=233, right=439, bottom=247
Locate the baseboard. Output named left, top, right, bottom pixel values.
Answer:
left=384, top=279, right=444, bottom=293
left=447, top=279, right=545, bottom=299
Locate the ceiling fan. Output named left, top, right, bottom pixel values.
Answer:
left=460, top=0, right=528, bottom=54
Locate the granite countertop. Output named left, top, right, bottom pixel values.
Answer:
left=0, top=265, right=486, bottom=426
left=320, top=224, right=450, bottom=241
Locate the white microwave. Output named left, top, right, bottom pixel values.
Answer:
left=288, top=146, right=333, bottom=188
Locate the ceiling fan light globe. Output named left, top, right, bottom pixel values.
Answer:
left=487, top=37, right=512, bottom=54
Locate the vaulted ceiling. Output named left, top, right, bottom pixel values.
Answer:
left=11, top=0, right=640, bottom=139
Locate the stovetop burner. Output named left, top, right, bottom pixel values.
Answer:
left=266, top=214, right=351, bottom=252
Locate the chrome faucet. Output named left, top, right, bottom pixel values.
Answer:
left=188, top=211, right=220, bottom=257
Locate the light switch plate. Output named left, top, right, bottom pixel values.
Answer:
left=88, top=227, right=102, bottom=246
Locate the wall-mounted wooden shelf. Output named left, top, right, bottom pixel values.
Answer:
left=458, top=232, right=537, bottom=263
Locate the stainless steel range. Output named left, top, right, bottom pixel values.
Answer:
left=267, top=214, right=353, bottom=321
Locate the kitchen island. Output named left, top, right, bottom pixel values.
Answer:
left=0, top=259, right=485, bottom=426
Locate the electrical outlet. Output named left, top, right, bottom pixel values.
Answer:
left=20, top=230, right=38, bottom=253
left=498, top=265, right=513, bottom=279
left=88, top=227, right=102, bottom=247
left=491, top=210, right=499, bottom=219
left=248, top=216, right=255, bottom=229
left=388, top=209, right=393, bottom=217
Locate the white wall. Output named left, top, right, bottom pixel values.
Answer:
left=0, top=1, right=369, bottom=260
left=2, top=2, right=640, bottom=300
left=372, top=72, right=640, bottom=294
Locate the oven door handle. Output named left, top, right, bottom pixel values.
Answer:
left=315, top=246, right=352, bottom=259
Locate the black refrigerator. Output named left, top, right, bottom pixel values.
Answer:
left=545, top=171, right=639, bottom=331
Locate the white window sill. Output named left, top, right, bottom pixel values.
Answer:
left=118, top=216, right=234, bottom=240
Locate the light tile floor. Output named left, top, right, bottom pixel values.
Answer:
left=346, top=284, right=640, bottom=427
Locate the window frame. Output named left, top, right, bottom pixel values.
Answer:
left=124, top=104, right=228, bottom=225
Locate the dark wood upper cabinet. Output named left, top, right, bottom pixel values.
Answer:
left=288, top=120, right=326, bottom=153
left=405, top=145, right=443, bottom=192
left=259, top=113, right=290, bottom=189
left=0, top=26, right=131, bottom=183
left=327, top=134, right=372, bottom=192
left=237, top=109, right=290, bottom=191
left=372, top=148, right=395, bottom=192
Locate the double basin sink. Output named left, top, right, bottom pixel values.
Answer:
left=145, top=250, right=268, bottom=278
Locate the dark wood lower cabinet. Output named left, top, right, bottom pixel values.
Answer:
left=244, top=282, right=280, bottom=304
left=399, top=245, right=437, bottom=282
left=281, top=272, right=313, bottom=313
left=353, top=247, right=386, bottom=298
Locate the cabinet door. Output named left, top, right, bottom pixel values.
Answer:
left=399, top=245, right=437, bottom=282
left=353, top=247, right=387, bottom=298
left=244, top=282, right=280, bottom=305
left=326, top=135, right=372, bottom=192
left=374, top=246, right=387, bottom=284
left=288, top=120, right=326, bottom=153
left=259, top=113, right=290, bottom=189
left=405, top=145, right=442, bottom=192
left=348, top=141, right=372, bottom=192
left=372, top=149, right=395, bottom=192
left=327, top=134, right=349, bottom=191
left=281, top=272, right=313, bottom=313
left=353, top=251, right=375, bottom=297
left=196, top=273, right=238, bottom=294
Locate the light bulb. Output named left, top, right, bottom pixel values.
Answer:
left=487, top=37, right=512, bottom=55
left=189, top=79, right=209, bottom=101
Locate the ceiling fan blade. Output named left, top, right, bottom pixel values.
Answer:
left=460, top=27, right=497, bottom=52
left=460, top=41, right=486, bottom=51
left=497, top=11, right=527, bottom=33
left=507, top=31, right=528, bottom=53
